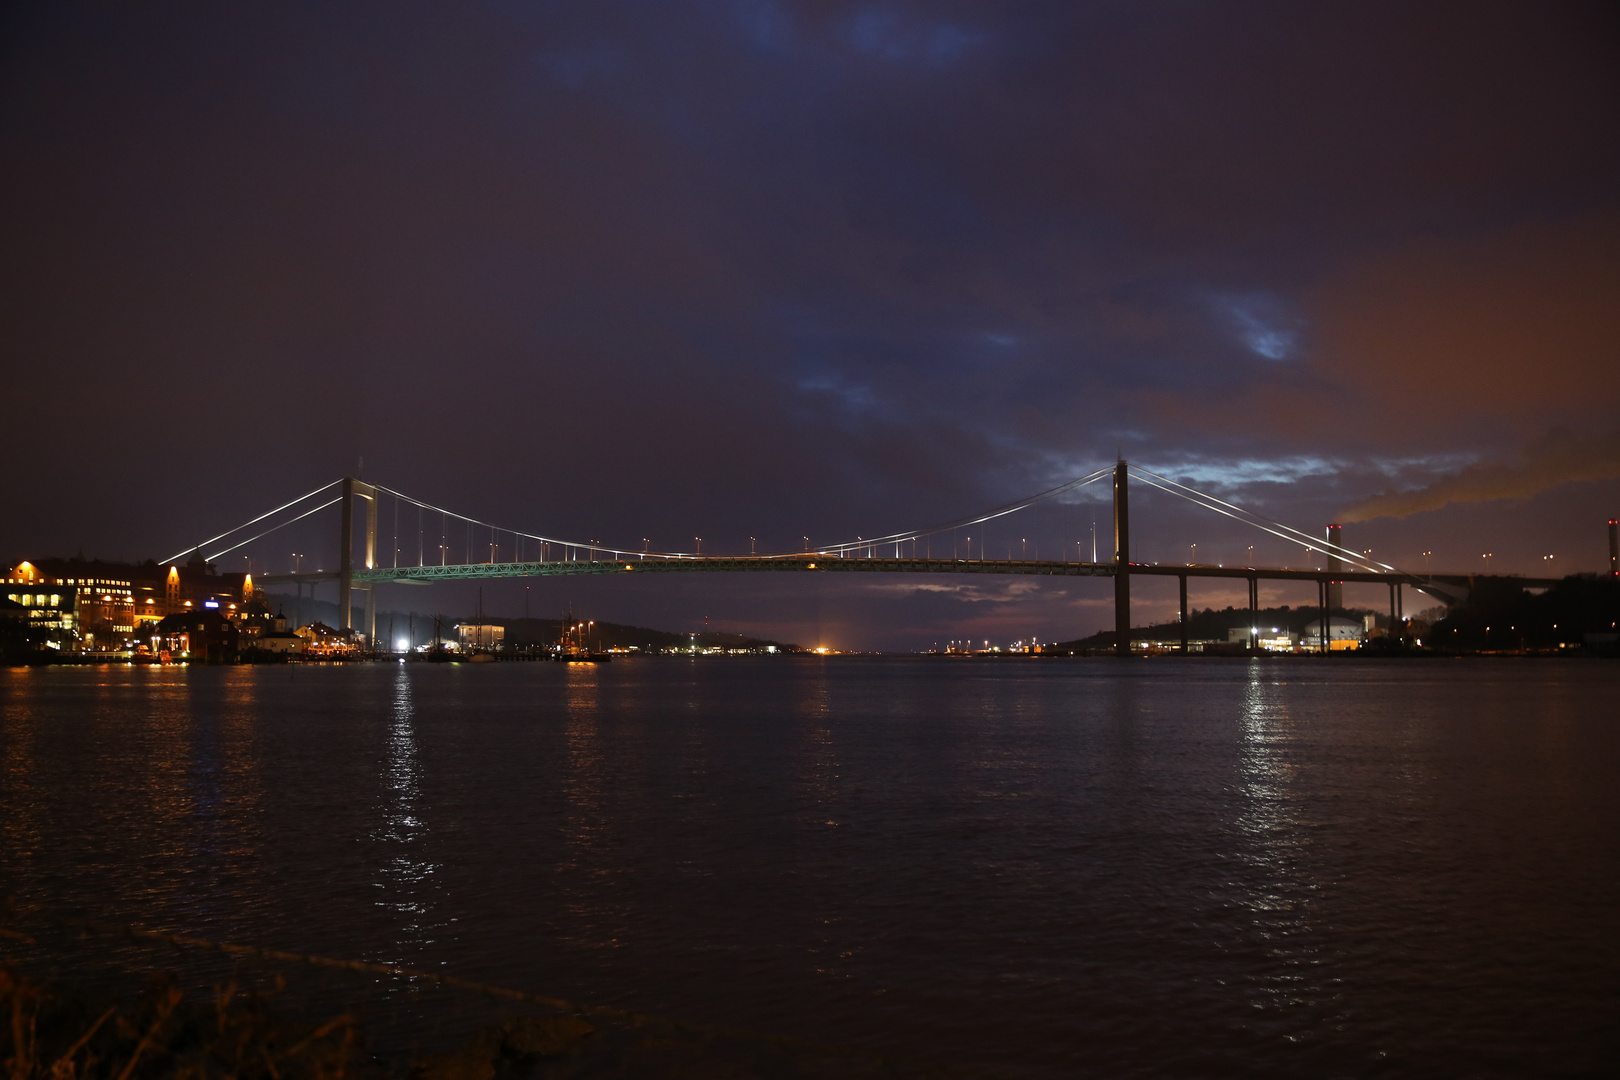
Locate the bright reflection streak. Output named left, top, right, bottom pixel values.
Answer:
left=371, top=664, right=440, bottom=965
left=1234, top=660, right=1320, bottom=1015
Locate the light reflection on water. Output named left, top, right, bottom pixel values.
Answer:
left=1233, top=662, right=1321, bottom=1022
left=1, top=659, right=1616, bottom=1079
left=369, top=662, right=440, bottom=967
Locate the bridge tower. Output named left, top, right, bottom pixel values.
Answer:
left=1325, top=523, right=1344, bottom=611
left=338, top=476, right=378, bottom=645
left=1610, top=519, right=1617, bottom=577
left=1114, top=459, right=1130, bottom=657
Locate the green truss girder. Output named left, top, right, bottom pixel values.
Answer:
left=351, top=557, right=1119, bottom=584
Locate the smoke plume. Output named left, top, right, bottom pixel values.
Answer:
left=1339, top=429, right=1620, bottom=522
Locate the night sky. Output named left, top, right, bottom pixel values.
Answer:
left=4, top=2, right=1618, bottom=650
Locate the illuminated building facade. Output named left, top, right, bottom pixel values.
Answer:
left=296, top=621, right=357, bottom=657
left=458, top=623, right=504, bottom=649
left=3, top=556, right=260, bottom=654
left=3, top=559, right=136, bottom=649
left=153, top=609, right=241, bottom=662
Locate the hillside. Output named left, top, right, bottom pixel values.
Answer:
left=1058, top=604, right=1379, bottom=650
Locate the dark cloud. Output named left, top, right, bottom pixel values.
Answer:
left=1340, top=429, right=1620, bottom=522
left=2, top=1, right=1617, bottom=646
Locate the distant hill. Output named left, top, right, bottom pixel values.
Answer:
left=1058, top=604, right=1377, bottom=651
left=1428, top=575, right=1618, bottom=653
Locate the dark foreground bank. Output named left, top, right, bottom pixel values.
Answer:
left=0, top=960, right=967, bottom=1080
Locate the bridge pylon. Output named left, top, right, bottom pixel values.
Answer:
left=338, top=476, right=378, bottom=645
left=1326, top=523, right=1344, bottom=611
left=1114, top=459, right=1130, bottom=657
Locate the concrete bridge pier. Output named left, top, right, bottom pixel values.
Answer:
left=1178, top=573, right=1189, bottom=654
left=1326, top=523, right=1344, bottom=611
left=1114, top=460, right=1130, bottom=657
left=1247, top=577, right=1258, bottom=654
left=338, top=476, right=379, bottom=645
left=1318, top=579, right=1330, bottom=654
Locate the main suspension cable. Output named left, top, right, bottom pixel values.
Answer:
left=816, top=466, right=1114, bottom=555
left=1128, top=467, right=1418, bottom=577
left=161, top=480, right=341, bottom=565
left=204, top=497, right=343, bottom=564
left=1130, top=465, right=1401, bottom=571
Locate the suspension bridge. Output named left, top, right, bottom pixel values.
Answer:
left=169, top=462, right=1576, bottom=655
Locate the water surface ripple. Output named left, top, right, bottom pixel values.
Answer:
left=2, top=659, right=1616, bottom=1078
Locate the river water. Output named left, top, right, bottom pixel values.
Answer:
left=1, top=659, right=1615, bottom=1078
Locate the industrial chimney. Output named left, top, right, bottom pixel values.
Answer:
left=1325, top=523, right=1344, bottom=612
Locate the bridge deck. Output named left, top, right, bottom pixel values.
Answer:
left=254, top=556, right=1554, bottom=591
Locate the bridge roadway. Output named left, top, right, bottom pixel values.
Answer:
left=258, top=555, right=1552, bottom=595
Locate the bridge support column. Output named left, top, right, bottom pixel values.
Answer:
left=1248, top=577, right=1258, bottom=653
left=1389, top=583, right=1397, bottom=641
left=1326, top=523, right=1344, bottom=612
left=364, top=491, right=378, bottom=646
left=1318, top=580, right=1329, bottom=654
left=338, top=477, right=378, bottom=641
left=1113, top=460, right=1130, bottom=657
left=1179, top=574, right=1188, bottom=654
left=339, top=479, right=354, bottom=633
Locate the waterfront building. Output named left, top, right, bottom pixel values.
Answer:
left=1303, top=616, right=1366, bottom=651
left=153, top=608, right=240, bottom=662
left=240, top=604, right=304, bottom=655
left=2, top=559, right=137, bottom=649
left=1227, top=626, right=1304, bottom=651
left=458, top=622, right=505, bottom=649
left=4, top=556, right=266, bottom=654
left=295, top=621, right=357, bottom=657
